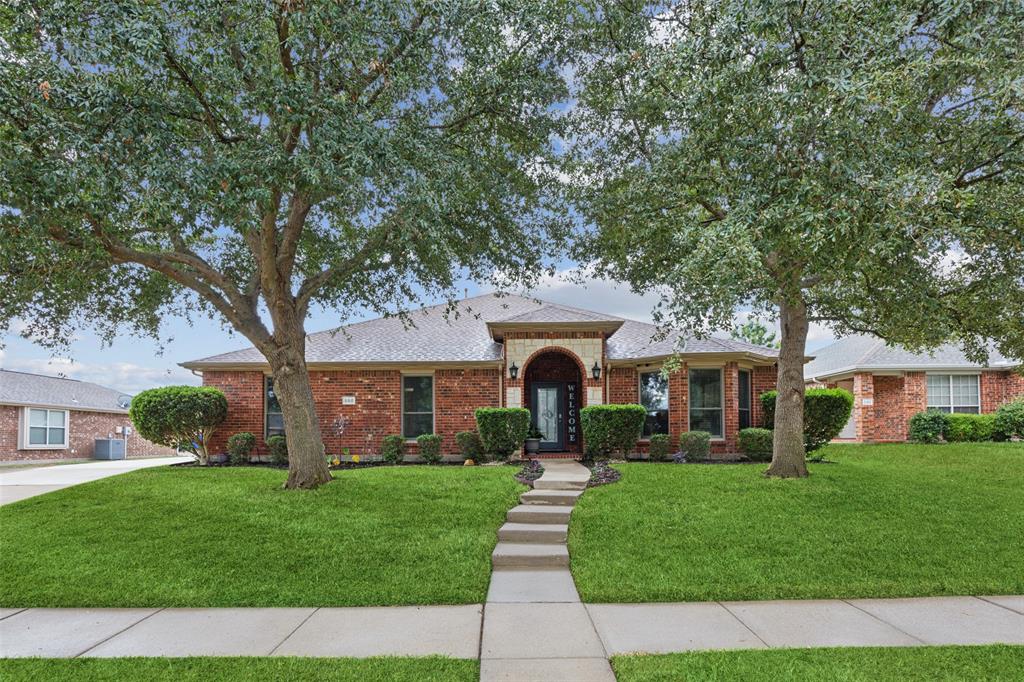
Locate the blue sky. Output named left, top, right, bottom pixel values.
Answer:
left=0, top=266, right=839, bottom=395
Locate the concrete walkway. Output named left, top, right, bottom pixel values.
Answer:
left=0, top=456, right=194, bottom=505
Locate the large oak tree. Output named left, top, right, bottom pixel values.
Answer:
left=0, top=1, right=570, bottom=488
left=572, top=1, right=1024, bottom=476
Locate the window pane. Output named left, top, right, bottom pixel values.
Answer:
left=689, top=369, right=722, bottom=409
left=953, top=406, right=980, bottom=414
left=29, top=409, right=47, bottom=427
left=403, top=376, right=433, bottom=413
left=29, top=426, right=47, bottom=445
left=266, top=413, right=285, bottom=437
left=640, top=372, right=669, bottom=436
left=403, top=413, right=433, bottom=439
left=266, top=378, right=282, bottom=414
left=951, top=375, right=979, bottom=407
left=47, top=427, right=65, bottom=445
left=927, top=375, right=950, bottom=406
left=690, top=409, right=723, bottom=437
left=47, top=410, right=66, bottom=427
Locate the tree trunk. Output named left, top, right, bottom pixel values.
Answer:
left=267, top=345, right=333, bottom=490
left=765, top=295, right=810, bottom=478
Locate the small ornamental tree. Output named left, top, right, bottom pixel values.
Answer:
left=0, top=2, right=572, bottom=488
left=129, top=386, right=227, bottom=465
left=573, top=2, right=1024, bottom=478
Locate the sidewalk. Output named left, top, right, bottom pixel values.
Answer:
left=1, top=596, right=1021, bottom=659
left=0, top=456, right=193, bottom=505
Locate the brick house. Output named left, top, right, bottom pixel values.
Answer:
left=805, top=336, right=1023, bottom=442
left=182, top=294, right=780, bottom=459
left=0, top=369, right=177, bottom=462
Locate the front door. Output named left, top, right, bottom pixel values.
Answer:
left=531, top=382, right=565, bottom=451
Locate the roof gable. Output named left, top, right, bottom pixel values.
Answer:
left=0, top=369, right=132, bottom=413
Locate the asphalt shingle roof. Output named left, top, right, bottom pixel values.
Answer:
left=804, top=334, right=1017, bottom=380
left=183, top=294, right=780, bottom=367
left=0, top=369, right=133, bottom=413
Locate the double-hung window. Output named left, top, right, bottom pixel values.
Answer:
left=402, top=375, right=434, bottom=439
left=689, top=368, right=724, bottom=438
left=265, top=377, right=285, bottom=438
left=24, top=408, right=68, bottom=448
left=738, top=370, right=752, bottom=430
left=927, top=374, right=980, bottom=414
left=639, top=370, right=669, bottom=437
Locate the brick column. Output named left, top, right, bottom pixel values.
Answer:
left=853, top=372, right=875, bottom=442
left=668, top=364, right=688, bottom=445
left=723, top=362, right=740, bottom=452
left=902, top=372, right=927, bottom=439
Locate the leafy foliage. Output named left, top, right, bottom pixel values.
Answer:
left=730, top=319, right=779, bottom=349
left=647, top=433, right=673, bottom=461
left=944, top=414, right=996, bottom=443
left=128, top=386, right=227, bottom=464
left=994, top=398, right=1024, bottom=441
left=227, top=432, right=256, bottom=465
left=455, top=431, right=484, bottom=462
left=267, top=435, right=288, bottom=466
left=416, top=434, right=442, bottom=464
left=679, top=431, right=711, bottom=462
left=761, top=389, right=854, bottom=455
left=474, top=408, right=531, bottom=461
left=381, top=435, right=406, bottom=465
left=580, top=404, right=647, bottom=458
left=909, top=411, right=949, bottom=444
left=738, top=428, right=774, bottom=462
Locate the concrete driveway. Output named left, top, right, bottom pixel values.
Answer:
left=0, top=456, right=194, bottom=506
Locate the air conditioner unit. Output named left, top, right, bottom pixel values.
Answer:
left=94, top=439, right=126, bottom=460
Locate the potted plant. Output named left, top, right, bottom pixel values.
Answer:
left=524, top=425, right=543, bottom=456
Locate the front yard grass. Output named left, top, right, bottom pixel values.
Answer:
left=569, top=442, right=1024, bottom=603
left=0, top=465, right=522, bottom=607
left=0, top=656, right=478, bottom=682
left=612, top=645, right=1024, bottom=682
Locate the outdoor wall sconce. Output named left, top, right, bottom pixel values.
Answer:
left=509, top=362, right=519, bottom=380
left=592, top=361, right=602, bottom=380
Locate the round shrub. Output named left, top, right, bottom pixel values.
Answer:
left=648, top=433, right=673, bottom=461
left=679, top=431, right=711, bottom=461
left=475, top=407, right=531, bottom=460
left=227, top=432, right=256, bottom=465
left=455, top=431, right=485, bottom=461
left=580, top=404, right=646, bottom=458
left=129, top=385, right=228, bottom=465
left=944, top=413, right=996, bottom=443
left=267, top=435, right=288, bottom=465
left=382, top=434, right=405, bottom=464
left=994, top=397, right=1024, bottom=440
left=760, top=388, right=854, bottom=454
left=738, top=427, right=773, bottom=462
left=909, top=410, right=947, bottom=443
left=417, top=434, right=442, bottom=464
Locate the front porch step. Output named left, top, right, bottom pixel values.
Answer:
left=520, top=489, right=584, bottom=506
left=506, top=504, right=573, bottom=525
left=492, top=542, right=570, bottom=569
left=533, top=476, right=588, bottom=491
left=497, top=522, right=568, bottom=544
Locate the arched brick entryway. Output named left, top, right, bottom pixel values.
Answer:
left=522, top=348, right=584, bottom=455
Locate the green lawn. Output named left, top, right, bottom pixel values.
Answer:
left=570, top=442, right=1024, bottom=603
left=0, top=657, right=477, bottom=682
left=0, top=466, right=522, bottom=607
left=612, top=646, right=1024, bottom=682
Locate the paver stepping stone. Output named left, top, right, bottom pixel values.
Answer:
left=505, top=504, right=572, bottom=524
left=520, top=489, right=583, bottom=506
left=497, top=522, right=568, bottom=544
left=492, top=542, right=569, bottom=569
left=487, top=570, right=580, bottom=603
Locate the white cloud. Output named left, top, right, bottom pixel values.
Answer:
left=0, top=355, right=199, bottom=394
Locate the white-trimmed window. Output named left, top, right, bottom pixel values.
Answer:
left=639, top=370, right=669, bottom=437
left=23, top=408, right=69, bottom=448
left=927, top=374, right=980, bottom=414
left=689, top=368, right=724, bottom=438
left=402, top=375, right=434, bottom=439
left=265, top=377, right=285, bottom=438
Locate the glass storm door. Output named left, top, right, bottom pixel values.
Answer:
left=531, top=382, right=564, bottom=451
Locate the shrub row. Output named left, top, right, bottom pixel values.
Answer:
left=910, top=399, right=1024, bottom=443
left=580, top=404, right=647, bottom=458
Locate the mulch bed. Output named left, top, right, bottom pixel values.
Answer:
left=514, top=460, right=544, bottom=487
left=583, top=459, right=622, bottom=487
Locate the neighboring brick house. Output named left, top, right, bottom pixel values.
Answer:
left=182, top=294, right=780, bottom=459
left=0, top=369, right=177, bottom=462
left=804, top=336, right=1023, bottom=442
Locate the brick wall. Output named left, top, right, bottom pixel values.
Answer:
left=872, top=375, right=908, bottom=441
left=752, top=365, right=778, bottom=428
left=203, top=371, right=266, bottom=454
left=1, top=404, right=176, bottom=462
left=608, top=367, right=638, bottom=404
left=435, top=368, right=501, bottom=453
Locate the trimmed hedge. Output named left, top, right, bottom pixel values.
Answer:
left=648, top=433, right=673, bottom=461
left=909, top=410, right=947, bottom=443
left=994, top=398, right=1024, bottom=440
left=580, top=404, right=647, bottom=457
left=416, top=434, right=442, bottom=464
left=128, top=385, right=227, bottom=465
left=475, top=407, right=531, bottom=460
left=227, top=432, right=256, bottom=465
left=455, top=431, right=484, bottom=461
left=761, top=388, right=854, bottom=454
left=945, top=413, right=996, bottom=443
left=382, top=435, right=405, bottom=464
left=267, top=435, right=288, bottom=465
left=679, top=431, right=711, bottom=461
left=738, top=427, right=773, bottom=462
